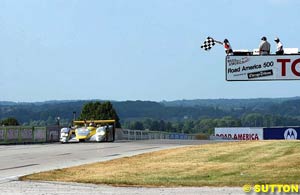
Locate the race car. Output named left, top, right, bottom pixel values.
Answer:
left=60, top=120, right=115, bottom=143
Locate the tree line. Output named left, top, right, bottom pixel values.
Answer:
left=123, top=113, right=300, bottom=134
left=1, top=98, right=300, bottom=132
left=0, top=101, right=121, bottom=128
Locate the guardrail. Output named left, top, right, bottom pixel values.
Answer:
left=116, top=129, right=195, bottom=140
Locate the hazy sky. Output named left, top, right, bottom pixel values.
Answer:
left=1, top=0, right=300, bottom=102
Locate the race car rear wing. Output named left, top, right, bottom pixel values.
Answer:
left=73, top=120, right=116, bottom=124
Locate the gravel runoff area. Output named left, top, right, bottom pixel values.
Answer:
left=0, top=180, right=247, bottom=195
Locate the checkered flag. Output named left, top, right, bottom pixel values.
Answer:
left=200, top=37, right=216, bottom=51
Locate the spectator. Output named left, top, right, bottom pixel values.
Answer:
left=215, top=38, right=233, bottom=55
left=274, top=37, right=284, bottom=55
left=259, top=36, right=271, bottom=55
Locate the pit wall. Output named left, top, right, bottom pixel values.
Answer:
left=0, top=125, right=60, bottom=144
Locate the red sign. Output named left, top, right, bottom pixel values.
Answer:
left=277, top=58, right=300, bottom=77
left=216, top=133, right=260, bottom=140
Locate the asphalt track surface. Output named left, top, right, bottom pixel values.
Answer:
left=0, top=140, right=248, bottom=195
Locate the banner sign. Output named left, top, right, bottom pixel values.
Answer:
left=226, top=55, right=300, bottom=81
left=263, top=127, right=300, bottom=140
left=215, top=127, right=263, bottom=140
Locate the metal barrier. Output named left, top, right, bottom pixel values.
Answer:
left=117, top=129, right=196, bottom=140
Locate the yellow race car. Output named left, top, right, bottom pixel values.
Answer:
left=60, top=120, right=115, bottom=143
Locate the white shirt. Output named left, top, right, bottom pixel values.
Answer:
left=276, top=42, right=283, bottom=52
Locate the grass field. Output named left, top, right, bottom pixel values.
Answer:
left=20, top=141, right=300, bottom=187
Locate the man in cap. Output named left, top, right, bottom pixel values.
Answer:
left=274, top=37, right=284, bottom=55
left=259, top=36, right=271, bottom=55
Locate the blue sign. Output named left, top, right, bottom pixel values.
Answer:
left=169, top=133, right=187, bottom=140
left=263, top=127, right=300, bottom=140
left=169, top=134, right=175, bottom=139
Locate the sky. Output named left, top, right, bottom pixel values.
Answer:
left=1, top=0, right=300, bottom=102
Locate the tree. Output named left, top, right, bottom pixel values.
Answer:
left=131, top=121, right=144, bottom=130
left=182, top=120, right=194, bottom=133
left=150, top=120, right=160, bottom=131
left=196, top=118, right=216, bottom=134
left=158, top=120, right=166, bottom=131
left=79, top=101, right=121, bottom=128
left=215, top=116, right=241, bottom=127
left=143, top=118, right=153, bottom=130
left=241, top=113, right=264, bottom=127
left=1, top=117, right=20, bottom=126
left=173, top=122, right=184, bottom=133
left=165, top=122, right=174, bottom=132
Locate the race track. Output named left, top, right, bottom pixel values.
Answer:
left=0, top=140, right=244, bottom=195
left=0, top=140, right=208, bottom=182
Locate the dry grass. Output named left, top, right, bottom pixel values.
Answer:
left=20, top=141, right=300, bottom=187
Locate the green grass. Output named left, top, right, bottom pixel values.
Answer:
left=20, top=141, right=300, bottom=187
